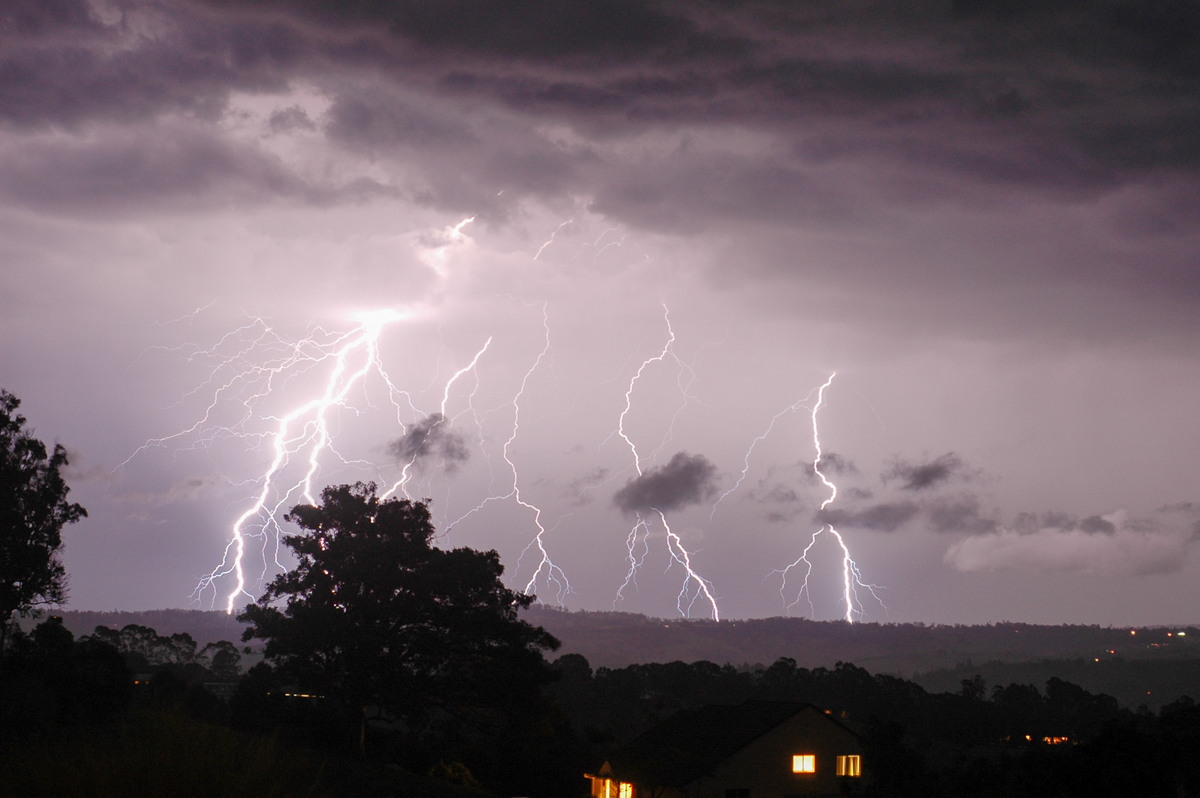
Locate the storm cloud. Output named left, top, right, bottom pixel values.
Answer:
left=885, top=453, right=967, bottom=492
left=613, top=452, right=719, bottom=515
left=818, top=501, right=921, bottom=533
left=945, top=509, right=1198, bottom=576
left=388, top=414, right=470, bottom=474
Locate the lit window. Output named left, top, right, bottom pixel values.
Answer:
left=792, top=755, right=816, bottom=773
left=618, top=782, right=633, bottom=798
left=836, top=755, right=861, bottom=777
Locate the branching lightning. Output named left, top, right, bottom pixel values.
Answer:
left=186, top=309, right=415, bottom=612
left=773, top=372, right=885, bottom=623
left=125, top=219, right=887, bottom=623
left=709, top=391, right=817, bottom=520
left=507, top=306, right=570, bottom=604
left=613, top=305, right=720, bottom=621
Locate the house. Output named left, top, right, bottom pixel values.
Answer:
left=585, top=701, right=867, bottom=798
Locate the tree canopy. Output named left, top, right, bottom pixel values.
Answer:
left=239, top=482, right=559, bottom=735
left=0, top=390, right=87, bottom=644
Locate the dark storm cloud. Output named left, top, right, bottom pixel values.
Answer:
left=885, top=453, right=966, bottom=492
left=388, top=414, right=470, bottom=474
left=324, top=93, right=477, bottom=151
left=1079, top=515, right=1117, bottom=535
left=818, top=501, right=921, bottom=533
left=815, top=452, right=858, bottom=476
left=0, top=0, right=296, bottom=130
left=1008, top=511, right=1119, bottom=537
left=266, top=105, right=315, bottom=134
left=927, top=497, right=998, bottom=535
left=613, top=451, right=718, bottom=515
left=0, top=125, right=400, bottom=212
left=5, top=0, right=1199, bottom=340
left=201, top=0, right=748, bottom=66
left=5, top=0, right=1195, bottom=236
left=946, top=506, right=1200, bottom=576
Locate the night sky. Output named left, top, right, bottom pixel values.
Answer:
left=3, top=0, right=1199, bottom=624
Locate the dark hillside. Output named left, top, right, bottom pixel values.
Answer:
left=41, top=607, right=1200, bottom=708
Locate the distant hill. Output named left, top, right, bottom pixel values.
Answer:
left=38, top=606, right=1200, bottom=708
left=519, top=607, right=1199, bottom=672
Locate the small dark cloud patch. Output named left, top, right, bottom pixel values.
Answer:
left=613, top=451, right=718, bottom=514
left=1080, top=514, right=1117, bottom=535
left=885, top=452, right=964, bottom=491
left=388, top=414, right=470, bottom=473
left=928, top=497, right=998, bottom=534
left=266, top=105, right=315, bottom=134
left=805, top=451, right=859, bottom=482
left=819, top=501, right=920, bottom=532
left=818, top=451, right=858, bottom=475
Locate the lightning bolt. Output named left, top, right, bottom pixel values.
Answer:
left=189, top=309, right=414, bottom=613
left=442, top=304, right=571, bottom=606
left=533, top=217, right=574, bottom=260
left=509, top=305, right=570, bottom=604
left=708, top=391, right=817, bottom=520
left=128, top=304, right=512, bottom=614
left=613, top=305, right=720, bottom=621
left=773, top=373, right=885, bottom=623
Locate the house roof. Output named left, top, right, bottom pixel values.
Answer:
left=603, top=701, right=853, bottom=787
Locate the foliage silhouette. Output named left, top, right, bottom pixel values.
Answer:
left=239, top=482, right=559, bottom=750
left=0, top=390, right=86, bottom=650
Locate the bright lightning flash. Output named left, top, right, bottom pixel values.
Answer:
left=130, top=308, right=513, bottom=614
left=186, top=310, right=415, bottom=612
left=774, top=373, right=885, bottom=623
left=613, top=306, right=720, bottom=621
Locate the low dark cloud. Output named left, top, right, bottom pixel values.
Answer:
left=945, top=506, right=1200, bottom=576
left=927, top=497, right=998, bottom=535
left=817, top=451, right=858, bottom=476
left=613, top=451, right=718, bottom=514
left=819, top=501, right=920, bottom=533
left=1079, top=514, right=1117, bottom=535
left=388, top=414, right=470, bottom=474
left=885, top=453, right=965, bottom=491
left=266, top=105, right=315, bottom=135
left=0, top=126, right=401, bottom=214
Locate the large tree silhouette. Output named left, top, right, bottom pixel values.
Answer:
left=0, top=390, right=87, bottom=650
left=240, top=482, right=558, bottom=748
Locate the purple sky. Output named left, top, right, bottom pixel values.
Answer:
left=3, top=0, right=1199, bottom=624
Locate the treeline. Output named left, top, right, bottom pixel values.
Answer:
left=0, top=618, right=487, bottom=797
left=5, top=616, right=1200, bottom=797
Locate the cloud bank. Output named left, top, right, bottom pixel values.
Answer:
left=944, top=509, right=1199, bottom=576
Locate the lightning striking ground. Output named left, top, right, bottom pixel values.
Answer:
left=613, top=306, right=720, bottom=621
left=507, top=306, right=570, bottom=604
left=774, top=373, right=885, bottom=623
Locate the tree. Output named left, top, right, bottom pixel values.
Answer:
left=0, top=390, right=87, bottom=650
left=239, top=482, right=559, bottom=750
